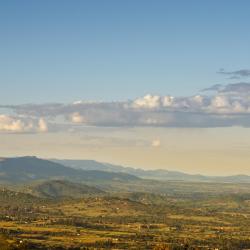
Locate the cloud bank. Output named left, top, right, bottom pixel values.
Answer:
left=1, top=83, right=250, bottom=133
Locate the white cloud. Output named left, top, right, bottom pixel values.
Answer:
left=211, top=96, right=229, bottom=108
left=162, top=96, right=174, bottom=107
left=0, top=114, right=33, bottom=132
left=192, top=95, right=204, bottom=105
left=232, top=101, right=246, bottom=113
left=71, top=112, right=86, bottom=124
left=132, top=94, right=161, bottom=109
left=38, top=118, right=48, bottom=132
left=0, top=115, right=28, bottom=132
left=1, top=83, right=250, bottom=129
left=0, top=115, right=50, bottom=133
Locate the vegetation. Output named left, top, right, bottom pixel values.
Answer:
left=1, top=182, right=250, bottom=249
left=1, top=157, right=250, bottom=249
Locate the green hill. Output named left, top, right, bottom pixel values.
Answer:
left=32, top=180, right=104, bottom=198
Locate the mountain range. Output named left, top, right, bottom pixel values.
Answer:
left=0, top=156, right=138, bottom=184
left=53, top=159, right=250, bottom=183
left=1, top=156, right=250, bottom=184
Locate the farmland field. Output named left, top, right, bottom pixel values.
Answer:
left=1, top=181, right=250, bottom=249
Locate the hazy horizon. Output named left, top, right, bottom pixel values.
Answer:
left=1, top=1, right=250, bottom=176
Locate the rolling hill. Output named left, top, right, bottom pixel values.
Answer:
left=31, top=180, right=104, bottom=198
left=0, top=156, right=139, bottom=184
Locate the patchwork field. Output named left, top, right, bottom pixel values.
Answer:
left=1, top=182, right=250, bottom=249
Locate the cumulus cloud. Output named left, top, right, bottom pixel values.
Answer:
left=71, top=112, right=86, bottom=124
left=38, top=118, right=48, bottom=132
left=211, top=95, right=229, bottom=108
left=1, top=83, right=250, bottom=130
left=0, top=115, right=49, bottom=133
left=0, top=115, right=30, bottom=132
left=132, top=94, right=161, bottom=109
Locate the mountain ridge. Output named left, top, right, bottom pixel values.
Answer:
left=0, top=156, right=139, bottom=184
left=53, top=158, right=250, bottom=183
left=1, top=156, right=250, bottom=184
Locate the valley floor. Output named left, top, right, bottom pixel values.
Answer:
left=1, top=184, right=250, bottom=249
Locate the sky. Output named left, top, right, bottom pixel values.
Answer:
left=1, top=1, right=250, bottom=175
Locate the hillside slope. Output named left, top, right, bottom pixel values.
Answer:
left=31, top=180, right=104, bottom=198
left=0, top=157, right=139, bottom=183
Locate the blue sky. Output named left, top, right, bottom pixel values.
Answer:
left=1, top=1, right=250, bottom=174
left=1, top=0, right=250, bottom=104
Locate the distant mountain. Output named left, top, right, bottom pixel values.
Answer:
left=54, top=159, right=250, bottom=183
left=53, top=159, right=210, bottom=181
left=1, top=156, right=250, bottom=184
left=0, top=157, right=139, bottom=183
left=31, top=180, right=104, bottom=198
left=52, top=159, right=127, bottom=172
